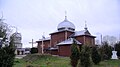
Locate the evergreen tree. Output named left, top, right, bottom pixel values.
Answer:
left=0, top=36, right=15, bottom=67
left=80, top=45, right=91, bottom=67
left=115, top=42, right=120, bottom=59
left=98, top=42, right=112, bottom=60
left=30, top=47, right=38, bottom=54
left=70, top=39, right=80, bottom=67
left=91, top=46, right=101, bottom=65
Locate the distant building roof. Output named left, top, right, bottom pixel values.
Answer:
left=74, top=30, right=91, bottom=36
left=57, top=38, right=82, bottom=46
left=37, top=37, right=51, bottom=42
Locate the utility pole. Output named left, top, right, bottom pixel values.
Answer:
left=101, top=34, right=102, bottom=45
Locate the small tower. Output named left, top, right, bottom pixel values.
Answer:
left=12, top=29, right=23, bottom=55
left=11, top=28, right=22, bottom=48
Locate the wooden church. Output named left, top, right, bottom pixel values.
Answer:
left=36, top=16, right=95, bottom=56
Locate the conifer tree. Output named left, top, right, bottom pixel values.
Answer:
left=0, top=18, right=15, bottom=67
left=0, top=36, right=15, bottom=67
left=91, top=46, right=101, bottom=65
left=80, top=45, right=91, bottom=67
left=70, top=39, right=80, bottom=67
left=115, top=42, right=120, bottom=59
left=98, top=42, right=112, bottom=60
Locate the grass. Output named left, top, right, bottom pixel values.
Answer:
left=14, top=54, right=71, bottom=67
left=93, top=60, right=120, bottom=67
left=14, top=54, right=120, bottom=67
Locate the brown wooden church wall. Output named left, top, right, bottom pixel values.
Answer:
left=75, top=36, right=84, bottom=44
left=51, top=32, right=65, bottom=47
left=51, top=31, right=74, bottom=47
left=75, top=36, right=95, bottom=45
left=85, top=36, right=95, bottom=45
left=37, top=40, right=50, bottom=53
left=66, top=31, right=74, bottom=38
left=37, top=31, right=95, bottom=56
left=58, top=45, right=71, bottom=57
left=43, top=40, right=50, bottom=49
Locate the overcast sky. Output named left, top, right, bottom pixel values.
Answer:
left=0, top=0, right=120, bottom=48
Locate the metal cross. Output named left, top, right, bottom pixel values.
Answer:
left=29, top=39, right=36, bottom=48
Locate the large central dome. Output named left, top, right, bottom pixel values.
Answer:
left=57, top=16, right=75, bottom=31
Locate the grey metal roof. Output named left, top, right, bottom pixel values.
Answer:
left=74, top=30, right=86, bottom=36
left=57, top=38, right=81, bottom=46
left=57, top=17, right=75, bottom=31
left=74, top=30, right=87, bottom=36
left=73, top=30, right=91, bottom=36
left=50, top=29, right=74, bottom=35
left=39, top=37, right=51, bottom=41
left=12, top=32, right=22, bottom=38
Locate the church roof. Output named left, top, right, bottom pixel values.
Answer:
left=57, top=16, right=75, bottom=32
left=49, top=30, right=74, bottom=35
left=48, top=47, right=58, bottom=50
left=69, top=29, right=96, bottom=38
left=74, top=30, right=86, bottom=36
left=57, top=38, right=81, bottom=46
left=38, top=37, right=51, bottom=41
left=74, top=30, right=90, bottom=36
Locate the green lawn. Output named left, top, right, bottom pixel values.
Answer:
left=14, top=54, right=120, bottom=67
left=14, top=54, right=71, bottom=67
left=93, top=60, right=120, bottom=67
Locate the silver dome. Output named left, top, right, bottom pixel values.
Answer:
left=12, top=32, right=22, bottom=38
left=57, top=16, right=75, bottom=31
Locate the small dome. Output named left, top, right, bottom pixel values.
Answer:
left=57, top=16, right=75, bottom=31
left=12, top=32, right=22, bottom=38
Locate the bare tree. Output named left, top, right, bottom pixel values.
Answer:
left=0, top=14, right=15, bottom=67
left=103, top=35, right=117, bottom=47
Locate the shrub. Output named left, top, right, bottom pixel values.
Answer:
left=70, top=40, right=80, bottom=67
left=91, top=46, right=101, bottom=64
left=30, top=47, right=38, bottom=54
left=0, top=37, right=16, bottom=67
left=115, top=42, right=120, bottom=59
left=80, top=45, right=91, bottom=67
left=98, top=42, right=112, bottom=60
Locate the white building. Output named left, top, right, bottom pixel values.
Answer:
left=12, top=32, right=23, bottom=55
left=12, top=32, right=22, bottom=48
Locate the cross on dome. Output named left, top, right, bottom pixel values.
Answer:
left=84, top=20, right=88, bottom=30
left=64, top=11, right=67, bottom=21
